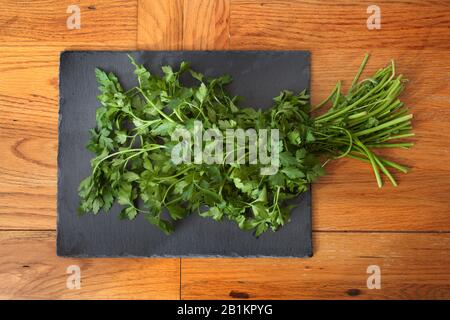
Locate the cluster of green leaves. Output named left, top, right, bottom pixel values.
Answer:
left=79, top=54, right=413, bottom=236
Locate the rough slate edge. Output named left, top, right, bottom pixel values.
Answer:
left=57, top=50, right=312, bottom=258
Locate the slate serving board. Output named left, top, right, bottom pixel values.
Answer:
left=58, top=51, right=312, bottom=257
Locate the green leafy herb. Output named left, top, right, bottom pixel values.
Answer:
left=78, top=54, right=413, bottom=236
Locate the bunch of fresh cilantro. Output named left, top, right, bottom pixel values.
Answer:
left=78, top=54, right=413, bottom=236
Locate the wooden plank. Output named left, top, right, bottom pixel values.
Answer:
left=229, top=0, right=450, bottom=50
left=181, top=232, right=450, bottom=299
left=0, top=0, right=137, bottom=47
left=137, top=0, right=184, bottom=49
left=137, top=0, right=230, bottom=50
left=0, top=46, right=58, bottom=230
left=0, top=231, right=180, bottom=299
left=0, top=48, right=449, bottom=231
left=1, top=1, right=449, bottom=233
left=0, top=135, right=56, bottom=229
left=0, top=0, right=448, bottom=301
left=182, top=0, right=230, bottom=49
left=212, top=0, right=230, bottom=49
left=0, top=47, right=59, bottom=139
left=311, top=48, right=450, bottom=231
left=313, top=165, right=450, bottom=231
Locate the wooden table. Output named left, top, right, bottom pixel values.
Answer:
left=0, top=0, right=449, bottom=299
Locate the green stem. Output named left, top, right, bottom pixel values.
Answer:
left=311, top=81, right=340, bottom=111
left=349, top=53, right=370, bottom=94
left=373, top=156, right=397, bottom=187
left=93, top=145, right=166, bottom=175
left=354, top=138, right=382, bottom=187
left=366, top=142, right=414, bottom=148
left=354, top=114, right=413, bottom=137
left=136, top=87, right=175, bottom=123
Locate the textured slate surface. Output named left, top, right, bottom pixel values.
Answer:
left=57, top=51, right=312, bottom=257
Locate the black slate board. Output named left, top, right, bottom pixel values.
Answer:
left=57, top=51, right=312, bottom=257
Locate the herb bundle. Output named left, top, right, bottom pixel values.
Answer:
left=78, top=54, right=413, bottom=236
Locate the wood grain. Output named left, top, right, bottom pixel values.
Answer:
left=0, top=231, right=180, bottom=299
left=224, top=0, right=450, bottom=231
left=0, top=0, right=449, bottom=300
left=183, top=0, right=230, bottom=49
left=137, top=0, right=183, bottom=49
left=138, top=0, right=230, bottom=50
left=227, top=0, right=450, bottom=231
left=1, top=46, right=449, bottom=231
left=0, top=0, right=137, bottom=47
left=181, top=232, right=450, bottom=299
left=0, top=47, right=59, bottom=138
left=0, top=46, right=58, bottom=229
left=229, top=0, right=450, bottom=50
left=311, top=48, right=450, bottom=231
left=0, top=135, right=56, bottom=229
